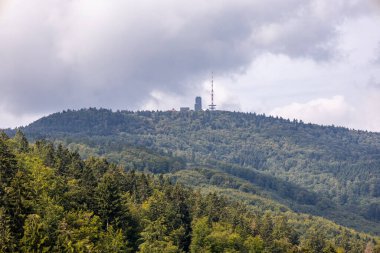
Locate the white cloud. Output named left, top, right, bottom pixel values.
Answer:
left=356, top=91, right=380, bottom=131
left=270, top=95, right=354, bottom=126
left=0, top=106, right=43, bottom=129
left=266, top=90, right=380, bottom=132
left=208, top=11, right=380, bottom=131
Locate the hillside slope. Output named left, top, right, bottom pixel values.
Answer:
left=11, top=108, right=380, bottom=234
left=2, top=132, right=379, bottom=252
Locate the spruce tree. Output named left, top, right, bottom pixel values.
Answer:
left=13, top=130, right=29, bottom=153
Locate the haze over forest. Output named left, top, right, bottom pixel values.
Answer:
left=1, top=0, right=380, bottom=131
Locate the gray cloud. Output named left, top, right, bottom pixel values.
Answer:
left=0, top=0, right=377, bottom=129
left=375, top=44, right=380, bottom=65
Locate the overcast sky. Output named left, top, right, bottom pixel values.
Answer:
left=1, top=0, right=380, bottom=131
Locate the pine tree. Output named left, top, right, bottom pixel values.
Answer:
left=95, top=171, right=123, bottom=228
left=165, top=184, right=192, bottom=251
left=13, top=130, right=29, bottom=153
left=56, top=211, right=102, bottom=252
left=0, top=138, right=18, bottom=187
left=0, top=207, right=15, bottom=252
left=301, top=225, right=327, bottom=253
left=99, top=225, right=128, bottom=252
left=138, top=218, right=179, bottom=253
left=190, top=217, right=212, bottom=253
left=0, top=131, right=9, bottom=142
left=20, top=214, right=49, bottom=253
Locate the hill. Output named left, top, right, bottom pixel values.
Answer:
left=1, top=131, right=379, bottom=252
left=8, top=108, right=380, bottom=235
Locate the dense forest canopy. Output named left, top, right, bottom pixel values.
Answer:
left=1, top=131, right=380, bottom=252
left=7, top=108, right=379, bottom=235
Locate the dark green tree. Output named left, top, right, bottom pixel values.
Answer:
left=0, top=207, right=15, bottom=252
left=0, top=138, right=18, bottom=188
left=95, top=170, right=124, bottom=228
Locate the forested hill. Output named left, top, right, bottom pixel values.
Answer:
left=8, top=108, right=380, bottom=235
left=1, top=131, right=379, bottom=252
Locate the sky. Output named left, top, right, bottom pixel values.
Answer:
left=1, top=0, right=380, bottom=131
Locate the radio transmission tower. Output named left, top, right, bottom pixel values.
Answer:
left=209, top=72, right=216, bottom=111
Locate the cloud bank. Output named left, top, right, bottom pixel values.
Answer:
left=0, top=0, right=380, bottom=131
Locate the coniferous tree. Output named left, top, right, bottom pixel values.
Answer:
left=55, top=211, right=102, bottom=252
left=0, top=138, right=18, bottom=188
left=99, top=225, right=128, bottom=253
left=13, top=130, right=29, bottom=153
left=0, top=207, right=15, bottom=252
left=301, top=225, right=327, bottom=253
left=95, top=171, right=123, bottom=227
left=20, top=214, right=49, bottom=253
left=165, top=184, right=192, bottom=251
left=190, top=217, right=212, bottom=253
left=138, top=217, right=179, bottom=253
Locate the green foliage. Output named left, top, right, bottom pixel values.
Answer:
left=140, top=184, right=192, bottom=252
left=243, top=236, right=264, bottom=253
left=190, top=217, right=212, bottom=253
left=0, top=207, right=15, bottom=252
left=0, top=131, right=378, bottom=252
left=138, top=218, right=180, bottom=253
left=20, top=214, right=49, bottom=253
left=99, top=225, right=128, bottom=252
left=15, top=109, right=380, bottom=234
left=56, top=211, right=102, bottom=252
left=95, top=169, right=124, bottom=227
left=0, top=136, right=18, bottom=187
left=204, top=222, right=245, bottom=252
left=191, top=218, right=267, bottom=253
left=13, top=130, right=29, bottom=153
left=301, top=225, right=327, bottom=252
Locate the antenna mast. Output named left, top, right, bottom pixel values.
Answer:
left=209, top=72, right=216, bottom=111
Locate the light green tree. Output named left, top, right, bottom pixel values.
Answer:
left=138, top=218, right=180, bottom=253
left=99, top=225, right=128, bottom=252
left=13, top=130, right=29, bottom=153
left=20, top=214, right=49, bottom=253
left=244, top=236, right=264, bottom=253
left=190, top=217, right=212, bottom=253
left=56, top=211, right=102, bottom=252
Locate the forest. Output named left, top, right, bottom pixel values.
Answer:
left=8, top=108, right=380, bottom=235
left=1, top=131, right=380, bottom=252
